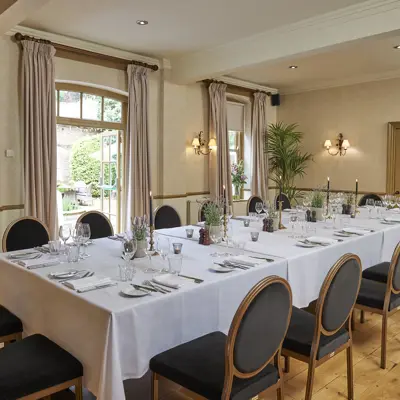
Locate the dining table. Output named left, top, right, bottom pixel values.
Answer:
left=0, top=207, right=398, bottom=399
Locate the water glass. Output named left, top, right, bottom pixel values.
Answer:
left=48, top=240, right=61, bottom=256
left=306, top=224, right=317, bottom=236
left=185, top=228, right=194, bottom=239
left=122, top=239, right=137, bottom=264
left=157, top=236, right=170, bottom=272
left=59, top=225, right=71, bottom=253
left=66, top=243, right=80, bottom=263
left=250, top=232, right=259, bottom=242
left=172, top=243, right=183, bottom=254
left=243, top=219, right=250, bottom=227
left=168, top=254, right=183, bottom=275
left=119, top=264, right=136, bottom=282
left=80, top=223, right=91, bottom=257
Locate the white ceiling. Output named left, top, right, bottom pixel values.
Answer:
left=21, top=0, right=366, bottom=57
left=228, top=32, right=400, bottom=93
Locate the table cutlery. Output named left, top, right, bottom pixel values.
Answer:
left=131, top=284, right=153, bottom=294
left=178, top=274, right=203, bottom=283
left=214, top=262, right=246, bottom=270
left=143, top=280, right=170, bottom=293
left=248, top=256, right=274, bottom=262
left=77, top=282, right=117, bottom=293
left=133, top=284, right=158, bottom=292
left=224, top=261, right=250, bottom=270
left=10, top=253, right=42, bottom=261
left=59, top=271, right=93, bottom=283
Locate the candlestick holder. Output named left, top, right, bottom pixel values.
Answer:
left=278, top=201, right=286, bottom=230
left=149, top=225, right=155, bottom=251
left=223, top=213, right=228, bottom=240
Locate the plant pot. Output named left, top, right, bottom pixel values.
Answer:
left=272, top=217, right=279, bottom=231
left=134, top=239, right=147, bottom=258
left=311, top=207, right=324, bottom=221
left=233, top=184, right=243, bottom=200
left=206, top=224, right=222, bottom=244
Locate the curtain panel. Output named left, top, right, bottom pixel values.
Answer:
left=21, top=40, right=57, bottom=238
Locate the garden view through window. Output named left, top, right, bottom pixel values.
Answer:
left=56, top=84, right=126, bottom=232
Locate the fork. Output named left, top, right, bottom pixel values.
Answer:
left=143, top=280, right=170, bottom=293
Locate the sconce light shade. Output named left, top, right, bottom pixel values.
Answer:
left=208, top=138, right=217, bottom=149
left=342, top=139, right=350, bottom=149
left=324, top=139, right=332, bottom=149
left=192, top=137, right=200, bottom=148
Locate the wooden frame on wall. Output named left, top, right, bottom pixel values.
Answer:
left=387, top=122, right=399, bottom=194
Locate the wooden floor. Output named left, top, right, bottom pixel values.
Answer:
left=159, top=310, right=400, bottom=400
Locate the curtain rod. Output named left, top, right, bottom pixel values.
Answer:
left=14, top=32, right=159, bottom=71
left=202, top=79, right=271, bottom=96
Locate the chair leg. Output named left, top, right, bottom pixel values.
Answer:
left=351, top=311, right=355, bottom=332
left=360, top=310, right=365, bottom=324
left=305, top=360, right=316, bottom=400
left=75, top=378, right=83, bottom=400
left=277, top=380, right=284, bottom=400
left=381, top=314, right=388, bottom=369
left=152, top=373, right=159, bottom=400
left=346, top=345, right=354, bottom=400
left=284, top=356, right=290, bottom=373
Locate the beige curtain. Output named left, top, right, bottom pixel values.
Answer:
left=22, top=40, right=57, bottom=238
left=209, top=83, right=232, bottom=203
left=123, top=65, right=150, bottom=229
left=251, top=92, right=268, bottom=200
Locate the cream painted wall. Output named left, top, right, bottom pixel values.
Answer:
left=277, top=79, right=400, bottom=193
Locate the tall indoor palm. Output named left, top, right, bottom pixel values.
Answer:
left=266, top=122, right=313, bottom=202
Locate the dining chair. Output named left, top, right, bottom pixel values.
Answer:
left=0, top=334, right=83, bottom=399
left=150, top=276, right=292, bottom=400
left=275, top=193, right=291, bottom=210
left=2, top=217, right=50, bottom=252
left=198, top=199, right=211, bottom=222
left=76, top=210, right=114, bottom=239
left=354, top=242, right=400, bottom=369
left=246, top=195, right=264, bottom=215
left=282, top=254, right=362, bottom=400
left=358, top=193, right=382, bottom=206
left=154, top=205, right=181, bottom=230
left=0, top=305, right=22, bottom=347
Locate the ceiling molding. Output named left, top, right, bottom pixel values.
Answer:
left=171, top=0, right=400, bottom=83
left=6, top=25, right=170, bottom=68
left=281, top=68, right=400, bottom=95
left=220, top=76, right=278, bottom=94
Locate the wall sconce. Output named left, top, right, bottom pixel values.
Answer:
left=192, top=131, right=216, bottom=155
left=324, top=133, right=350, bottom=156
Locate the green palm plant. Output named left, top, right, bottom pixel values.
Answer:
left=266, top=122, right=313, bottom=202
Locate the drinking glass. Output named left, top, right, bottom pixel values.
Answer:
left=119, top=264, right=136, bottom=282
left=48, top=240, right=61, bottom=256
left=157, top=236, right=170, bottom=272
left=289, top=215, right=298, bottom=238
left=144, top=245, right=158, bottom=273
left=263, top=200, right=271, bottom=215
left=250, top=232, right=259, bottom=242
left=185, top=228, right=194, bottom=239
left=71, top=226, right=83, bottom=258
left=168, top=254, right=183, bottom=275
left=366, top=199, right=375, bottom=218
left=172, top=243, right=183, bottom=254
left=66, top=243, right=80, bottom=263
left=255, top=202, right=263, bottom=218
left=59, top=225, right=71, bottom=253
left=80, top=223, right=91, bottom=258
left=122, top=239, right=137, bottom=265
left=375, top=200, right=383, bottom=219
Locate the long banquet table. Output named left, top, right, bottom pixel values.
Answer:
left=0, top=209, right=399, bottom=399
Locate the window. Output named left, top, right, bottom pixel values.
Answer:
left=229, top=130, right=244, bottom=165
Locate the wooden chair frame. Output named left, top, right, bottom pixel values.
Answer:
left=153, top=205, right=181, bottom=229
left=246, top=195, right=264, bottom=216
left=76, top=210, right=114, bottom=236
left=2, top=216, right=50, bottom=252
left=152, top=276, right=293, bottom=400
left=0, top=332, right=22, bottom=348
left=18, top=377, right=83, bottom=400
left=354, top=243, right=400, bottom=369
left=282, top=254, right=362, bottom=400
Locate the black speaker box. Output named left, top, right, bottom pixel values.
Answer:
left=271, top=93, right=280, bottom=106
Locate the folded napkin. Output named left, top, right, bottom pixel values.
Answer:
left=384, top=216, right=400, bottom=223
left=63, top=275, right=114, bottom=292
left=15, top=256, right=59, bottom=270
left=342, top=227, right=371, bottom=235
left=196, top=221, right=205, bottom=227
left=153, top=274, right=184, bottom=289
left=225, top=255, right=262, bottom=267
left=8, top=251, right=40, bottom=260
left=306, top=236, right=337, bottom=245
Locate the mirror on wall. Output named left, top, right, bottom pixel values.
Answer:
left=387, top=122, right=400, bottom=194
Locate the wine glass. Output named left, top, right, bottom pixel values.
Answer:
left=157, top=236, right=170, bottom=272
left=262, top=200, right=271, bottom=215
left=144, top=245, right=158, bottom=273
left=71, top=226, right=83, bottom=260
left=375, top=200, right=383, bottom=219
left=122, top=239, right=137, bottom=265
left=59, top=225, right=71, bottom=253
left=80, top=223, right=91, bottom=258
left=255, top=202, right=263, bottom=219
left=366, top=199, right=375, bottom=218
left=289, top=214, right=298, bottom=238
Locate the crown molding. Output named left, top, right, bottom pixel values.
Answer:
left=220, top=76, right=278, bottom=94
left=6, top=25, right=170, bottom=68
left=172, top=0, right=400, bottom=83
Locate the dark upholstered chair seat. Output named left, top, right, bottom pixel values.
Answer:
left=283, top=307, right=349, bottom=360
left=357, top=278, right=400, bottom=311
left=150, top=331, right=279, bottom=400
left=0, top=334, right=83, bottom=400
left=0, top=306, right=22, bottom=337
left=362, top=262, right=390, bottom=284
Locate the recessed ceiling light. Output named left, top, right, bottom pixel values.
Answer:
left=136, top=20, right=148, bottom=25
left=289, top=65, right=298, bottom=69
left=394, top=45, right=400, bottom=49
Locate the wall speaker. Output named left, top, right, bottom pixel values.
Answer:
left=271, top=93, right=280, bottom=106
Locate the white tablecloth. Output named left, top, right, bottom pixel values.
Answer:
left=0, top=239, right=287, bottom=400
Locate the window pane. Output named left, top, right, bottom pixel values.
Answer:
left=230, top=151, right=237, bottom=165
left=228, top=131, right=236, bottom=148
left=55, top=90, right=58, bottom=116
left=104, top=98, right=122, bottom=123
left=82, top=93, right=102, bottom=121
left=59, top=91, right=81, bottom=118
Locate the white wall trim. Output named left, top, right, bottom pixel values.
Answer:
left=55, top=79, right=128, bottom=96
left=221, top=76, right=278, bottom=94
left=6, top=25, right=168, bottom=68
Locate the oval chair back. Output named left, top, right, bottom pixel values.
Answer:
left=154, top=205, right=181, bottom=230
left=222, top=276, right=292, bottom=397
left=275, top=193, right=291, bottom=210
left=2, top=217, right=50, bottom=252
left=198, top=200, right=211, bottom=222
left=315, top=254, right=362, bottom=338
left=387, top=243, right=400, bottom=296
left=76, top=211, right=114, bottom=239
left=358, top=193, right=382, bottom=206
left=247, top=196, right=264, bottom=215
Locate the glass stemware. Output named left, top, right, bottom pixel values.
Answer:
left=289, top=214, right=298, bottom=238
left=59, top=225, right=71, bottom=254
left=71, top=226, right=83, bottom=260
left=80, top=223, right=91, bottom=258
left=122, top=239, right=137, bottom=265
left=157, top=236, right=170, bottom=272
left=366, top=199, right=375, bottom=218
left=255, top=202, right=263, bottom=219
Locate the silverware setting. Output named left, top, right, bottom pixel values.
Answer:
left=131, top=284, right=153, bottom=294
left=178, top=274, right=203, bottom=284
left=248, top=256, right=274, bottom=262
left=215, top=262, right=249, bottom=270
left=143, top=280, right=172, bottom=293
left=9, top=253, right=42, bottom=260
left=35, top=246, right=50, bottom=253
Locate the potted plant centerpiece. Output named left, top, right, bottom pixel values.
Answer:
left=131, top=216, right=148, bottom=258
left=203, top=200, right=223, bottom=243
left=311, top=188, right=324, bottom=221
left=231, top=160, right=247, bottom=200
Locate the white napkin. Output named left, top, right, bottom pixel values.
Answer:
left=152, top=274, right=184, bottom=289
left=225, top=255, right=262, bottom=267
left=384, top=216, right=400, bottom=223
left=306, top=236, right=337, bottom=245
left=63, top=275, right=114, bottom=293
left=342, top=227, right=371, bottom=235
left=196, top=221, right=205, bottom=227
left=15, top=257, right=59, bottom=270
